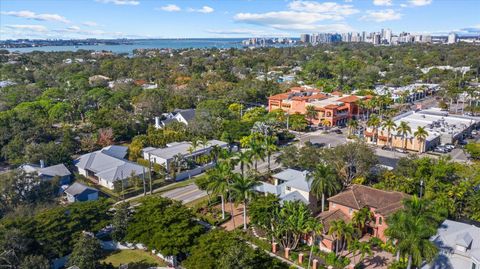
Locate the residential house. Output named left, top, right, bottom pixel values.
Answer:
left=424, top=219, right=480, bottom=269
left=142, top=140, right=228, bottom=180
left=21, top=162, right=72, bottom=185
left=254, top=168, right=318, bottom=212
left=317, top=185, right=408, bottom=252
left=75, top=145, right=146, bottom=190
left=154, top=109, right=196, bottom=129
left=268, top=86, right=370, bottom=126
left=65, top=182, right=99, bottom=203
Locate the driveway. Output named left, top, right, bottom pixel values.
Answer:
left=160, top=184, right=207, bottom=204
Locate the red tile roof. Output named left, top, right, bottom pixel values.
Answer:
left=337, top=95, right=360, bottom=103
left=324, top=104, right=339, bottom=109
left=268, top=93, right=290, bottom=100
left=331, top=91, right=343, bottom=96
left=328, top=184, right=408, bottom=216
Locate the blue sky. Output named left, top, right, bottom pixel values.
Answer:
left=0, top=0, right=479, bottom=39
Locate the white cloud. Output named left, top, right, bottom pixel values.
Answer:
left=233, top=1, right=357, bottom=33
left=96, top=0, right=140, bottom=6
left=373, top=0, right=393, bottom=6
left=83, top=21, right=99, bottom=27
left=158, top=4, right=181, bottom=12
left=408, top=0, right=432, bottom=6
left=188, top=6, right=214, bottom=13
left=1, top=10, right=70, bottom=23
left=6, top=24, right=48, bottom=32
left=361, top=9, right=402, bottom=22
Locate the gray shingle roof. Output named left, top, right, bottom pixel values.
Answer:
left=280, top=191, right=309, bottom=204
left=174, top=109, right=196, bottom=123
left=65, top=182, right=98, bottom=196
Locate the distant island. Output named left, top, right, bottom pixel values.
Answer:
left=0, top=38, right=134, bottom=48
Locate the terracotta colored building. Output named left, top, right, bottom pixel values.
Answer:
left=268, top=86, right=370, bottom=126
left=317, top=185, right=408, bottom=252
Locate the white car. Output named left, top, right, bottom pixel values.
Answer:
left=472, top=130, right=478, bottom=135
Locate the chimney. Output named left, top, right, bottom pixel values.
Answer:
left=154, top=117, right=160, bottom=128
left=40, top=160, right=45, bottom=168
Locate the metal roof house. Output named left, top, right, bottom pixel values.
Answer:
left=254, top=168, right=317, bottom=210
left=21, top=162, right=71, bottom=185
left=424, top=219, right=480, bottom=269
left=75, top=145, right=146, bottom=190
left=65, top=182, right=99, bottom=203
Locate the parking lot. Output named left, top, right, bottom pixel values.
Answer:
left=295, top=128, right=348, bottom=148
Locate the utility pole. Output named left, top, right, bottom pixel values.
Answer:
left=121, top=171, right=125, bottom=201
left=148, top=153, right=153, bottom=195
left=419, top=180, right=424, bottom=198
left=142, top=167, right=146, bottom=196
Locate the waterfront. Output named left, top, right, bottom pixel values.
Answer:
left=5, top=38, right=245, bottom=53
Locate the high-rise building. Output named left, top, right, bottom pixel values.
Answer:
left=448, top=32, right=457, bottom=44
left=373, top=33, right=381, bottom=45
left=300, top=34, right=311, bottom=43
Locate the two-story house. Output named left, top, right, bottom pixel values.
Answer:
left=254, top=168, right=319, bottom=212
left=317, top=184, right=408, bottom=252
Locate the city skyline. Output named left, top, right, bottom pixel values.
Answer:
left=0, top=0, right=479, bottom=40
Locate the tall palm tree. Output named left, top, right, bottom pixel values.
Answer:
left=366, top=115, right=381, bottom=143
left=206, top=168, right=228, bottom=219
left=249, top=136, right=265, bottom=171
left=397, top=121, right=412, bottom=150
left=305, top=105, right=318, bottom=127
left=230, top=175, right=260, bottom=230
left=381, top=119, right=397, bottom=149
left=341, top=222, right=357, bottom=252
left=264, top=135, right=278, bottom=173
left=413, top=126, right=429, bottom=153
left=308, top=164, right=341, bottom=212
left=200, top=136, right=209, bottom=150
left=235, top=150, right=252, bottom=177
left=346, top=119, right=358, bottom=136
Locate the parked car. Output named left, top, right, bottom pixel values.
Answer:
left=472, top=130, right=478, bottom=135
left=444, top=144, right=455, bottom=150
left=334, top=129, right=343, bottom=134
left=312, top=142, right=326, bottom=148
left=434, top=147, right=448, bottom=153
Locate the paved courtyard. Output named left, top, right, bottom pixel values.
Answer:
left=160, top=184, right=207, bottom=204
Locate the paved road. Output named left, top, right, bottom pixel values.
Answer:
left=296, top=129, right=348, bottom=148
left=160, top=184, right=207, bottom=204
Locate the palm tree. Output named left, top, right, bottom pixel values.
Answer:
left=413, top=126, right=428, bottom=153
left=200, top=136, right=209, bottom=150
left=308, top=164, right=341, bottom=212
left=341, top=222, right=356, bottom=252
left=249, top=136, right=265, bottom=171
left=358, top=241, right=373, bottom=264
left=321, top=119, right=331, bottom=130
left=346, top=119, right=358, bottom=136
left=352, top=207, right=374, bottom=235
left=328, top=219, right=346, bottom=255
left=366, top=115, right=381, bottom=143
left=235, top=150, right=252, bottom=177
left=305, top=105, right=317, bottom=127
left=397, top=121, right=412, bottom=150
left=206, top=168, right=228, bottom=219
left=381, top=119, right=397, bottom=149
left=307, top=221, right=324, bottom=269
left=386, top=197, right=440, bottom=269
left=230, top=175, right=260, bottom=230
left=264, top=135, right=278, bottom=173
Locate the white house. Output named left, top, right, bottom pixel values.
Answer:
left=142, top=140, right=228, bottom=169
left=75, top=145, right=146, bottom=190
left=154, top=109, right=196, bottom=129
left=254, top=168, right=318, bottom=210
left=424, top=219, right=480, bottom=269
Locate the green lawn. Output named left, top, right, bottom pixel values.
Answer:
left=101, top=249, right=167, bottom=268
